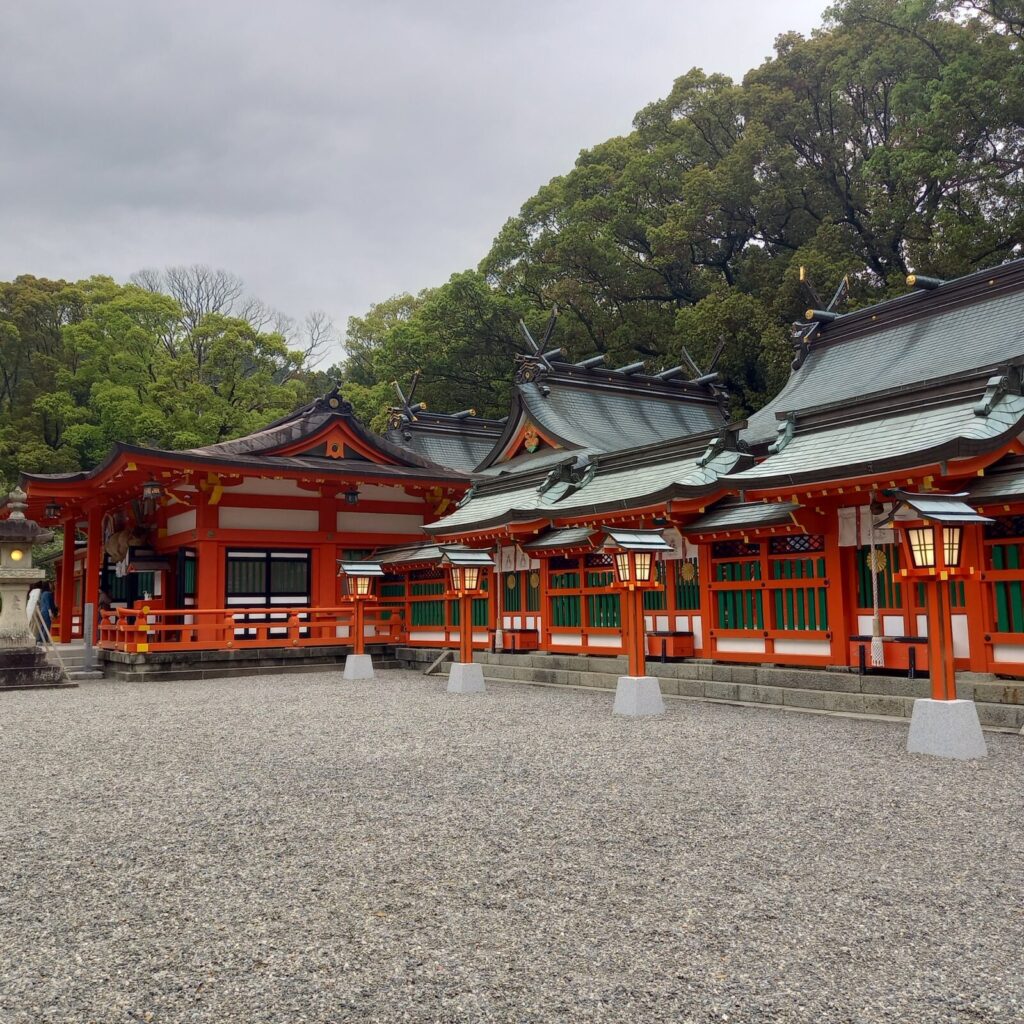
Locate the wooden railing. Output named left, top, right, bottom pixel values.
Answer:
left=98, top=605, right=405, bottom=654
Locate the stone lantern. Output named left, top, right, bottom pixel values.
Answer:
left=0, top=487, right=66, bottom=688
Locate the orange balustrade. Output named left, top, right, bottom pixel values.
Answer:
left=97, top=604, right=405, bottom=654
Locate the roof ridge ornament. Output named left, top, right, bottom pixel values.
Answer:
left=319, top=383, right=353, bottom=415
left=768, top=411, right=797, bottom=455
left=537, top=453, right=596, bottom=499
left=791, top=268, right=852, bottom=369
left=387, top=371, right=427, bottom=428
left=973, top=366, right=1022, bottom=417
left=515, top=306, right=560, bottom=383
left=697, top=426, right=749, bottom=468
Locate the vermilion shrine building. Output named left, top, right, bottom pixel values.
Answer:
left=15, top=260, right=1024, bottom=710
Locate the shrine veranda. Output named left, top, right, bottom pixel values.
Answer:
left=12, top=260, right=1024, bottom=723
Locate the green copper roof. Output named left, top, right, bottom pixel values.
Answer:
left=428, top=436, right=743, bottom=535
left=745, top=259, right=1024, bottom=447
left=731, top=392, right=1024, bottom=489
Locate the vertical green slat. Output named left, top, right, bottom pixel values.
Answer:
left=1008, top=545, right=1023, bottom=632
left=993, top=544, right=1009, bottom=632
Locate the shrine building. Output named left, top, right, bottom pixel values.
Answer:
left=13, top=258, right=1024, bottom=723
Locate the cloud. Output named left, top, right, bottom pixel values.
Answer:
left=0, top=0, right=827, bottom=359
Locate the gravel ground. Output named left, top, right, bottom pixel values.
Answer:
left=0, top=669, right=1021, bottom=1024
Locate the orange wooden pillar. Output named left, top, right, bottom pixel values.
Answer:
left=459, top=593, right=473, bottom=665
left=623, top=585, right=646, bottom=677
left=194, top=492, right=220, bottom=640
left=317, top=489, right=339, bottom=611
left=696, top=541, right=714, bottom=658
left=823, top=524, right=850, bottom=665
left=58, top=518, right=76, bottom=642
left=925, top=577, right=958, bottom=701
left=83, top=506, right=102, bottom=643
left=353, top=599, right=366, bottom=656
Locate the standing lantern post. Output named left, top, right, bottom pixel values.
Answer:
left=440, top=547, right=494, bottom=694
left=887, top=490, right=990, bottom=759
left=337, top=560, right=384, bottom=680
left=605, top=528, right=673, bottom=716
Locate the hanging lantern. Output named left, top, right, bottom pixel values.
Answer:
left=337, top=560, right=384, bottom=600
left=344, top=486, right=360, bottom=506
left=44, top=501, right=62, bottom=520
left=142, top=480, right=163, bottom=502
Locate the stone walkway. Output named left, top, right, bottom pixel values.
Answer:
left=0, top=671, right=1020, bottom=1023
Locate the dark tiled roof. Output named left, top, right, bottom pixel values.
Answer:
left=684, top=500, right=802, bottom=534
left=479, top=362, right=728, bottom=470
left=744, top=259, right=1024, bottom=446
left=969, top=457, right=1024, bottom=504
left=522, top=527, right=597, bottom=550
left=384, top=411, right=506, bottom=473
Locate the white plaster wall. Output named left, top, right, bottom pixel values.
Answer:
left=229, top=478, right=304, bottom=495
left=587, top=635, right=621, bottom=648
left=166, top=509, right=196, bottom=535
left=551, top=632, right=582, bottom=646
left=336, top=511, right=424, bottom=534
left=992, top=642, right=1024, bottom=665
left=359, top=484, right=422, bottom=504
left=716, top=637, right=766, bottom=654
left=774, top=638, right=831, bottom=657
left=951, top=613, right=970, bottom=659
left=220, top=507, right=318, bottom=532
left=857, top=614, right=908, bottom=637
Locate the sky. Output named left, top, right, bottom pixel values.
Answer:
left=0, top=0, right=826, bottom=360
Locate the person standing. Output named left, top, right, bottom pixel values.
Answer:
left=34, top=581, right=58, bottom=643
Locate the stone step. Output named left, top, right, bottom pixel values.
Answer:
left=439, top=660, right=1024, bottom=730
left=68, top=670, right=104, bottom=681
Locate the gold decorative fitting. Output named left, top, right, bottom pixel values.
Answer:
left=679, top=561, right=697, bottom=582
left=867, top=549, right=888, bottom=574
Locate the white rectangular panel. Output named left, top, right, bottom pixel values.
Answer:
left=220, top=507, right=318, bottom=532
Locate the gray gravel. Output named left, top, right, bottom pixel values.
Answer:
left=0, top=669, right=1021, bottom=1023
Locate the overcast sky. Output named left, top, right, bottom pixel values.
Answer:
left=0, top=0, right=826, bottom=360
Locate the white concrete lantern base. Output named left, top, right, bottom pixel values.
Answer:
left=906, top=698, right=987, bottom=760
left=342, top=654, right=375, bottom=681
left=613, top=675, right=665, bottom=717
left=447, top=662, right=486, bottom=694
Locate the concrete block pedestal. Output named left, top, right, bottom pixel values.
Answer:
left=906, top=698, right=987, bottom=760
left=342, top=654, right=375, bottom=681
left=613, top=675, right=665, bottom=717
left=447, top=663, right=486, bottom=694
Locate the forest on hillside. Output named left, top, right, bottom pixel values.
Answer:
left=2, top=0, right=1023, bottom=486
